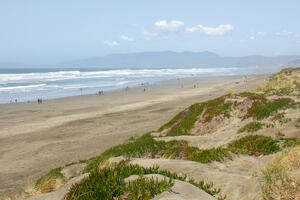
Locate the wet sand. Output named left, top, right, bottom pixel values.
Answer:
left=0, top=75, right=267, bottom=198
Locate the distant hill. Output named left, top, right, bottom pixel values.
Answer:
left=62, top=51, right=300, bottom=68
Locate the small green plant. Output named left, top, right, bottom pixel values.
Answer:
left=282, top=138, right=300, bottom=148
left=271, top=113, right=291, bottom=124
left=228, top=135, right=280, bottom=156
left=65, top=161, right=225, bottom=200
left=184, top=147, right=231, bottom=163
left=162, top=96, right=232, bottom=136
left=237, top=92, right=264, bottom=98
left=247, top=98, right=295, bottom=120
left=202, top=96, right=232, bottom=122
left=237, top=121, right=265, bottom=133
left=166, top=103, right=205, bottom=136
left=84, top=134, right=188, bottom=172
left=158, top=111, right=184, bottom=132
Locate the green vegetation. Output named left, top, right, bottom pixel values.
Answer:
left=158, top=111, right=183, bottom=132
left=64, top=162, right=173, bottom=200
left=184, top=147, right=231, bottom=163
left=202, top=96, right=232, bottom=122
left=247, top=98, right=295, bottom=120
left=35, top=167, right=66, bottom=193
left=84, top=133, right=282, bottom=175
left=271, top=113, right=291, bottom=124
left=228, top=135, right=280, bottom=156
left=282, top=138, right=300, bottom=148
left=264, top=87, right=294, bottom=96
left=236, top=92, right=264, bottom=98
left=84, top=133, right=188, bottom=172
left=160, top=96, right=232, bottom=136
left=166, top=103, right=205, bottom=136
left=65, top=161, right=225, bottom=200
left=237, top=121, right=265, bottom=133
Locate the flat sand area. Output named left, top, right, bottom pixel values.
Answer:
left=0, top=75, right=267, bottom=197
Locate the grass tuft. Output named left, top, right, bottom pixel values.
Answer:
left=247, top=98, right=295, bottom=120
left=65, top=161, right=225, bottom=200
left=228, top=135, right=280, bottom=156
left=166, top=103, right=205, bottom=136
left=237, top=121, right=265, bottom=133
left=35, top=167, right=66, bottom=193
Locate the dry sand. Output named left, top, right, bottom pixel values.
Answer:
left=0, top=75, right=267, bottom=198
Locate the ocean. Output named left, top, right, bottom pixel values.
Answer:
left=0, top=67, right=254, bottom=104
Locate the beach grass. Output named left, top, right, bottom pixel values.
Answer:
left=35, top=167, right=66, bottom=193
left=65, top=161, right=225, bottom=200
left=237, top=121, right=265, bottom=133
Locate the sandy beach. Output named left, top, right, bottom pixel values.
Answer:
left=0, top=75, right=267, bottom=198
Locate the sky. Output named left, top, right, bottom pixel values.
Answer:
left=1, top=0, right=300, bottom=64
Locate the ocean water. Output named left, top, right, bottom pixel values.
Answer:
left=0, top=67, right=250, bottom=104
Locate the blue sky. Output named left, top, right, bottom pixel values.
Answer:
left=1, top=0, right=300, bottom=64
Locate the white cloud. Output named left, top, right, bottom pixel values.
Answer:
left=154, top=20, right=184, bottom=32
left=294, top=34, right=300, bottom=38
left=276, top=30, right=293, bottom=36
left=120, top=35, right=134, bottom=41
left=142, top=31, right=158, bottom=40
left=186, top=24, right=234, bottom=36
left=249, top=31, right=266, bottom=40
left=103, top=41, right=119, bottom=47
left=256, top=32, right=266, bottom=36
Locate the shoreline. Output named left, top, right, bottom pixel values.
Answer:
left=0, top=74, right=268, bottom=198
left=0, top=74, right=268, bottom=105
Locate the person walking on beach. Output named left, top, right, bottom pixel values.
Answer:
left=15, top=99, right=17, bottom=103
left=10, top=96, right=12, bottom=103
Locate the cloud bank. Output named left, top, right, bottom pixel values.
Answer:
left=120, top=35, right=134, bottom=41
left=104, top=41, right=119, bottom=47
left=186, top=24, right=234, bottom=36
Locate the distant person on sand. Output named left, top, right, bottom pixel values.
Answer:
left=15, top=99, right=17, bottom=103
left=194, top=84, right=196, bottom=88
left=10, top=96, right=12, bottom=103
left=143, top=88, right=146, bottom=92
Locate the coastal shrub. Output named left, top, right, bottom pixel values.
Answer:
left=247, top=98, right=295, bottom=120
left=271, top=113, right=291, bottom=124
left=64, top=162, right=173, bottom=200
left=237, top=121, right=265, bottom=133
left=282, top=138, right=300, bottom=148
left=66, top=161, right=225, bottom=200
left=202, top=96, right=232, bottom=122
left=184, top=147, right=231, bottom=163
left=166, top=103, right=205, bottom=136
left=163, top=96, right=232, bottom=136
left=228, top=135, right=280, bottom=156
left=236, top=92, right=264, bottom=98
left=35, top=167, right=66, bottom=193
left=84, top=134, right=188, bottom=172
left=158, top=111, right=183, bottom=132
